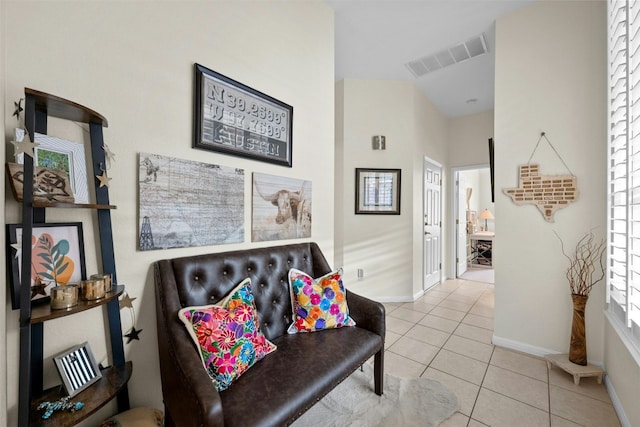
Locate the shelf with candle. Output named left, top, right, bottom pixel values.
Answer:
left=31, top=285, right=125, bottom=324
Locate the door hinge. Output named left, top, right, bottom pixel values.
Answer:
left=456, top=219, right=459, bottom=225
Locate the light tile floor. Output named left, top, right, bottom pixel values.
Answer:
left=381, top=278, right=621, bottom=427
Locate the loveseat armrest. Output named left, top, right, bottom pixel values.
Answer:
left=155, top=261, right=224, bottom=427
left=346, top=290, right=385, bottom=340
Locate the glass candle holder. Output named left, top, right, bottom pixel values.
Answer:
left=50, top=285, right=79, bottom=309
left=80, top=278, right=106, bottom=300
left=90, top=273, right=112, bottom=291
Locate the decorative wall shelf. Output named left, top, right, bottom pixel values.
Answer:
left=31, top=285, right=125, bottom=324
left=16, top=88, right=130, bottom=426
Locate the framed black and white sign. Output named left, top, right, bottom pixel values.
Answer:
left=193, top=63, right=293, bottom=167
left=355, top=168, right=401, bottom=215
left=53, top=342, right=102, bottom=397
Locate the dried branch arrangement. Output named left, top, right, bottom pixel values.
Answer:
left=554, top=231, right=606, bottom=296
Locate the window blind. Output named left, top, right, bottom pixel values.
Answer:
left=608, top=0, right=640, bottom=347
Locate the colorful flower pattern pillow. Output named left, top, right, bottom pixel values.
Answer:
left=178, top=278, right=276, bottom=392
left=287, top=268, right=356, bottom=333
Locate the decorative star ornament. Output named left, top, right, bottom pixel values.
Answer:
left=124, top=326, right=142, bottom=343
left=11, top=131, right=39, bottom=158
left=96, top=170, right=112, bottom=188
left=13, top=99, right=24, bottom=120
left=119, top=293, right=137, bottom=309
left=10, top=242, right=21, bottom=259
left=103, top=144, right=116, bottom=166
left=31, top=278, right=48, bottom=298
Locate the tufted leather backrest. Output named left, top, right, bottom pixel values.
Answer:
left=163, top=242, right=331, bottom=340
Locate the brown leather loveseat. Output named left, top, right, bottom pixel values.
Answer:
left=154, top=242, right=385, bottom=426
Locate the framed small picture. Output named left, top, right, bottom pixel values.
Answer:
left=193, top=63, right=293, bottom=167
left=53, top=342, right=102, bottom=397
left=6, top=222, right=86, bottom=309
left=355, top=168, right=401, bottom=215
left=16, top=130, right=89, bottom=203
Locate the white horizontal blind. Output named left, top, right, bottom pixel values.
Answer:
left=608, top=0, right=640, bottom=346
left=630, top=0, right=640, bottom=332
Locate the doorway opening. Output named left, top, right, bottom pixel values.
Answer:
left=451, top=164, right=494, bottom=284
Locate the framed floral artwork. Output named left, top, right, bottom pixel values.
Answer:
left=6, top=222, right=86, bottom=309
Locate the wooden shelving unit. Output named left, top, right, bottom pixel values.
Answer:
left=29, top=362, right=132, bottom=427
left=16, top=88, right=130, bottom=426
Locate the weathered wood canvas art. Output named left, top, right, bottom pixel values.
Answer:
left=138, top=153, right=244, bottom=250
left=6, top=162, right=75, bottom=203
left=252, top=173, right=312, bottom=242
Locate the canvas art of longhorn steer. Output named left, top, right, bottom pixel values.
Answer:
left=252, top=172, right=312, bottom=242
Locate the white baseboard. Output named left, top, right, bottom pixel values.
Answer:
left=604, top=375, right=631, bottom=427
left=491, top=335, right=604, bottom=368
left=491, top=335, right=558, bottom=358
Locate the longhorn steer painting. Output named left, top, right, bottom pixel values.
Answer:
left=252, top=173, right=312, bottom=242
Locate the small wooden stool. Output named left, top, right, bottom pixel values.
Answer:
left=544, top=353, right=605, bottom=385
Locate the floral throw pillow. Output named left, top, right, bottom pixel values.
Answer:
left=178, top=278, right=276, bottom=392
left=287, top=268, right=356, bottom=334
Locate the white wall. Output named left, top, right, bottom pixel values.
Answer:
left=335, top=79, right=448, bottom=301
left=448, top=110, right=494, bottom=168
left=2, top=2, right=335, bottom=425
left=494, top=0, right=606, bottom=364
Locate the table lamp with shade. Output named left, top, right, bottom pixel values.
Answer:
left=479, top=209, right=494, bottom=231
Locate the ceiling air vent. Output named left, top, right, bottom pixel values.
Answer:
left=405, top=33, right=488, bottom=78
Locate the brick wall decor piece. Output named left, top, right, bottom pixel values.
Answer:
left=503, top=163, right=578, bottom=222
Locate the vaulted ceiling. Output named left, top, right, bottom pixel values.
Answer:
left=327, top=0, right=536, bottom=118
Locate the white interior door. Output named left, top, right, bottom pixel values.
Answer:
left=457, top=172, right=468, bottom=277
left=424, top=159, right=442, bottom=291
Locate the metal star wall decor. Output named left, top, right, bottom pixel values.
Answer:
left=120, top=291, right=142, bottom=344
left=31, top=278, right=48, bottom=298
left=96, top=170, right=112, bottom=188
left=10, top=130, right=39, bottom=158
left=124, top=327, right=142, bottom=343
left=119, top=293, right=136, bottom=309
left=10, top=242, right=21, bottom=259
left=13, top=98, right=24, bottom=121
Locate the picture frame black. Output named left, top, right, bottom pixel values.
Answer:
left=53, top=341, right=102, bottom=397
left=355, top=168, right=401, bottom=215
left=6, top=222, right=86, bottom=310
left=193, top=63, right=293, bottom=167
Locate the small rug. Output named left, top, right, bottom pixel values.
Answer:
left=292, top=364, right=459, bottom=427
